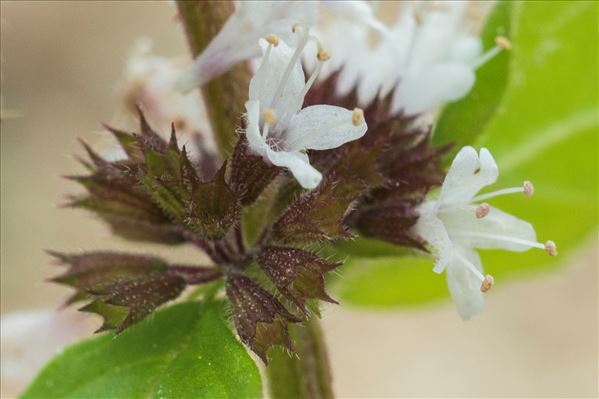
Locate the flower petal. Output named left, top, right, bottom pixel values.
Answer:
left=177, top=13, right=262, bottom=91
left=438, top=146, right=498, bottom=205
left=446, top=246, right=484, bottom=320
left=413, top=202, right=453, bottom=273
left=265, top=148, right=322, bottom=189
left=245, top=100, right=268, bottom=155
left=442, top=205, right=538, bottom=252
left=390, top=62, right=475, bottom=115
left=176, top=1, right=317, bottom=91
left=283, top=105, right=367, bottom=151
left=249, top=39, right=305, bottom=123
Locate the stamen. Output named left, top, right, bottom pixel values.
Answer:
left=454, top=251, right=485, bottom=281
left=480, top=274, right=495, bottom=293
left=523, top=180, right=534, bottom=197
left=352, top=108, right=364, bottom=126
left=269, top=24, right=311, bottom=109
left=471, top=181, right=534, bottom=202
left=453, top=232, right=557, bottom=256
left=454, top=252, right=496, bottom=293
left=472, top=36, right=512, bottom=70
left=317, top=49, right=330, bottom=61
left=289, top=40, right=330, bottom=115
left=476, top=203, right=491, bottom=219
left=544, top=240, right=558, bottom=256
left=265, top=34, right=280, bottom=47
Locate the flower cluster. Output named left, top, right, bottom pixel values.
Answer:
left=53, top=1, right=556, bottom=362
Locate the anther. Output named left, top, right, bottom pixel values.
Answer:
left=476, top=203, right=491, bottom=219
left=495, top=36, right=512, bottom=50
left=544, top=240, right=558, bottom=256
left=480, top=274, right=495, bottom=293
left=263, top=108, right=277, bottom=125
left=292, top=23, right=303, bottom=33
left=413, top=9, right=423, bottom=25
left=523, top=180, right=534, bottom=197
left=352, top=108, right=364, bottom=126
left=265, top=34, right=279, bottom=47
left=317, top=49, right=330, bottom=61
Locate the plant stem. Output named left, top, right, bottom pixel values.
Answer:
left=176, top=0, right=250, bottom=159
left=267, top=317, right=334, bottom=399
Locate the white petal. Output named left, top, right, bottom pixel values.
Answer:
left=176, top=1, right=317, bottom=92
left=177, top=13, right=262, bottom=91
left=391, top=63, right=475, bottom=115
left=442, top=205, right=538, bottom=252
left=450, top=36, right=483, bottom=64
left=412, top=202, right=453, bottom=273
left=249, top=39, right=305, bottom=122
left=283, top=105, right=367, bottom=151
left=265, top=148, right=322, bottom=189
left=438, top=146, right=498, bottom=205
left=446, top=246, right=484, bottom=320
left=244, top=100, right=268, bottom=154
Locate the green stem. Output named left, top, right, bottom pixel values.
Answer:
left=176, top=0, right=250, bottom=159
left=267, top=317, right=334, bottom=399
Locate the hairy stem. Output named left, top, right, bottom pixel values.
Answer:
left=176, top=0, right=250, bottom=159
left=267, top=317, right=334, bottom=399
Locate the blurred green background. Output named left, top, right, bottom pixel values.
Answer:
left=1, top=1, right=597, bottom=397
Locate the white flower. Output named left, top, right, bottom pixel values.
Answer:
left=313, top=1, right=510, bottom=116
left=413, top=146, right=557, bottom=320
left=385, top=1, right=484, bottom=115
left=245, top=29, right=368, bottom=189
left=101, top=38, right=216, bottom=162
left=177, top=1, right=318, bottom=91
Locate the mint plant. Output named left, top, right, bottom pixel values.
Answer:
left=20, top=1, right=597, bottom=398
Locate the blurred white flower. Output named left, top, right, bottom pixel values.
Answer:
left=413, top=146, right=557, bottom=320
left=102, top=38, right=216, bottom=163
left=245, top=30, right=367, bottom=189
left=1, top=308, right=95, bottom=393
left=177, top=1, right=318, bottom=91
left=312, top=1, right=509, bottom=117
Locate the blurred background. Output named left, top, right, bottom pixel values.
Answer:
left=1, top=1, right=597, bottom=398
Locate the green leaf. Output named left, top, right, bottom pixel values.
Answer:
left=337, top=1, right=598, bottom=308
left=433, top=0, right=512, bottom=153
left=335, top=256, right=446, bottom=307
left=477, top=0, right=598, bottom=277
left=22, top=302, right=262, bottom=399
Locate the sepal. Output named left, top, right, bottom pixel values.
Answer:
left=226, top=274, right=301, bottom=363
left=230, top=135, right=279, bottom=206
left=271, top=179, right=355, bottom=244
left=50, top=251, right=219, bottom=333
left=258, top=246, right=340, bottom=313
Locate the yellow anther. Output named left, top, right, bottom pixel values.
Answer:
left=317, top=49, right=330, bottom=61
left=265, top=34, right=279, bottom=47
left=352, top=108, right=364, bottom=126
left=495, top=36, right=512, bottom=50
left=544, top=240, right=558, bottom=256
left=263, top=108, right=277, bottom=125
left=480, top=274, right=495, bottom=293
